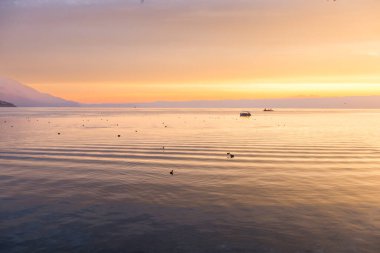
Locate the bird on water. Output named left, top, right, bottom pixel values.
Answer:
left=227, top=153, right=235, bottom=159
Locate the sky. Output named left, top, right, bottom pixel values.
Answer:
left=0, top=0, right=379, bottom=103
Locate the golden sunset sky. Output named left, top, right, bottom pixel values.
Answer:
left=0, top=0, right=379, bottom=103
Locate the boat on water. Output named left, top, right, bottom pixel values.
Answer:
left=263, top=108, right=274, bottom=112
left=240, top=111, right=251, bottom=117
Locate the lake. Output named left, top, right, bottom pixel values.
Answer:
left=1, top=108, right=380, bottom=253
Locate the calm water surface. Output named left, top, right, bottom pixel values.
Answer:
left=1, top=108, right=380, bottom=253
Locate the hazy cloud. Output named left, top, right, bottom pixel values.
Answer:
left=10, top=0, right=122, bottom=6
left=367, top=51, right=380, bottom=57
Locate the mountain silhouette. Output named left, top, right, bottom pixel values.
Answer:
left=0, top=77, right=78, bottom=107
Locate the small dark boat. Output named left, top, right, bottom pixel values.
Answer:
left=263, top=108, right=274, bottom=112
left=240, top=111, right=251, bottom=117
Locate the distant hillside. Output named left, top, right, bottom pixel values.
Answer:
left=0, top=100, right=16, bottom=107
left=0, top=77, right=79, bottom=107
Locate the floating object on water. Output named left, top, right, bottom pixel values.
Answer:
left=57, top=132, right=61, bottom=135
left=240, top=111, right=251, bottom=117
left=170, top=170, right=174, bottom=175
left=263, top=108, right=274, bottom=112
left=118, top=135, right=121, bottom=137
left=227, top=153, right=235, bottom=159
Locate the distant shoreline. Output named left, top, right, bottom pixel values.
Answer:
left=0, top=100, right=16, bottom=107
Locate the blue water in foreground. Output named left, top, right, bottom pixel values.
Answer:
left=1, top=108, right=380, bottom=253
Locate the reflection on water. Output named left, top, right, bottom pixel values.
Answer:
left=1, top=108, right=380, bottom=253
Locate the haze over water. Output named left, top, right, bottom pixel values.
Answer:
left=1, top=108, right=380, bottom=253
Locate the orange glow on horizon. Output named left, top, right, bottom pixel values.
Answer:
left=28, top=81, right=380, bottom=103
